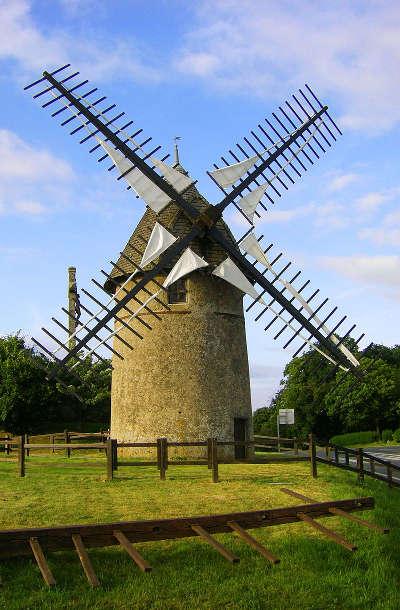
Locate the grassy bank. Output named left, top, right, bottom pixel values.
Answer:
left=0, top=454, right=399, bottom=610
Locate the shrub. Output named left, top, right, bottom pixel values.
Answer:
left=330, top=431, right=378, bottom=446
left=381, top=429, right=393, bottom=442
left=393, top=428, right=400, bottom=443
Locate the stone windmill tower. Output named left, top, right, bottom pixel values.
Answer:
left=105, top=152, right=253, bottom=459
left=27, top=66, right=368, bottom=465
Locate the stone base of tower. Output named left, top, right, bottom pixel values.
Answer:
left=110, top=272, right=254, bottom=463
left=111, top=432, right=255, bottom=462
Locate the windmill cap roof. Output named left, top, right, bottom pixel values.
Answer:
left=104, top=178, right=240, bottom=293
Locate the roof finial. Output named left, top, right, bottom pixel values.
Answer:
left=174, top=136, right=181, bottom=166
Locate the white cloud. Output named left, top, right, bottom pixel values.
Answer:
left=312, top=201, right=350, bottom=230
left=355, top=188, right=400, bottom=213
left=358, top=207, right=400, bottom=246
left=320, top=255, right=400, bottom=292
left=14, top=200, right=47, bottom=215
left=176, top=1, right=400, bottom=131
left=327, top=173, right=359, bottom=192
left=261, top=203, right=314, bottom=224
left=0, top=129, right=72, bottom=182
left=0, top=0, right=161, bottom=83
left=0, top=128, right=74, bottom=216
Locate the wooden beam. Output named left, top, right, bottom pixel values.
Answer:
left=72, top=534, right=100, bottom=587
left=190, top=525, right=239, bottom=563
left=297, top=513, right=357, bottom=551
left=328, top=507, right=389, bottom=534
left=280, top=489, right=388, bottom=534
left=114, top=530, right=152, bottom=572
left=0, top=497, right=374, bottom=559
left=227, top=521, right=279, bottom=564
left=29, top=537, right=56, bottom=586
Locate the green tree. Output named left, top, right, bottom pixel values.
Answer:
left=324, top=356, right=398, bottom=436
left=0, top=333, right=58, bottom=433
left=0, top=333, right=111, bottom=433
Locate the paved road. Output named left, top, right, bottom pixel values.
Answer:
left=317, top=445, right=400, bottom=485
left=362, top=446, right=400, bottom=466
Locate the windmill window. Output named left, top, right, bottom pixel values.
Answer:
left=167, top=278, right=187, bottom=304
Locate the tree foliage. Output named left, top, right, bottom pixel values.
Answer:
left=0, top=333, right=111, bottom=434
left=253, top=342, right=400, bottom=441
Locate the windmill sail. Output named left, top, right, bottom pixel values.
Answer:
left=98, top=140, right=172, bottom=213
left=25, top=65, right=364, bottom=382
left=239, top=231, right=362, bottom=368
left=212, top=257, right=265, bottom=304
left=140, top=223, right=177, bottom=269
left=98, top=140, right=195, bottom=213
left=209, top=155, right=259, bottom=188
left=239, top=233, right=271, bottom=267
left=152, top=159, right=194, bottom=192
left=236, top=184, right=269, bottom=224
left=163, top=248, right=209, bottom=288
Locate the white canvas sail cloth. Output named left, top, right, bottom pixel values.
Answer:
left=163, top=248, right=209, bottom=288
left=239, top=233, right=271, bottom=268
left=237, top=184, right=269, bottom=224
left=98, top=140, right=193, bottom=214
left=209, top=156, right=259, bottom=188
left=209, top=120, right=323, bottom=192
left=140, top=223, right=177, bottom=268
left=152, top=159, right=194, bottom=192
left=239, top=232, right=360, bottom=368
left=212, top=257, right=265, bottom=305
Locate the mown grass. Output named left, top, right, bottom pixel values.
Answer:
left=0, top=453, right=399, bottom=610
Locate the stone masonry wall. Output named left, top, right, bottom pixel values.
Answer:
left=110, top=271, right=253, bottom=460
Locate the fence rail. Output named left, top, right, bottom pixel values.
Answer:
left=313, top=441, right=400, bottom=489
left=3, top=434, right=307, bottom=482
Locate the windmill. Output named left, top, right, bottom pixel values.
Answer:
left=24, top=65, right=368, bottom=458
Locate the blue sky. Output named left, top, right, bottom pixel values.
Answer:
left=0, top=0, right=399, bottom=409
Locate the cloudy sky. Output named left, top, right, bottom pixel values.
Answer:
left=0, top=0, right=399, bottom=409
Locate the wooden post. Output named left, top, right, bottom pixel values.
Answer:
left=309, top=434, right=317, bottom=478
left=293, top=437, right=298, bottom=456
left=164, top=438, right=168, bottom=473
left=345, top=450, right=350, bottom=465
left=6, top=434, right=10, bottom=455
left=334, top=446, right=339, bottom=464
left=65, top=430, right=71, bottom=458
left=18, top=435, right=25, bottom=478
left=159, top=438, right=167, bottom=481
left=325, top=444, right=329, bottom=459
left=72, top=534, right=100, bottom=587
left=211, top=438, right=219, bottom=483
left=156, top=438, right=161, bottom=471
left=106, top=438, right=113, bottom=480
left=356, top=448, right=364, bottom=484
left=387, top=463, right=393, bottom=488
left=114, top=530, right=152, bottom=572
left=207, top=438, right=212, bottom=469
left=369, top=457, right=375, bottom=474
left=112, top=439, right=118, bottom=471
left=51, top=434, right=55, bottom=454
left=25, top=434, right=30, bottom=457
left=29, top=537, right=56, bottom=587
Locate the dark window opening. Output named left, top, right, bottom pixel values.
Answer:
left=167, top=278, right=187, bottom=304
left=234, top=417, right=247, bottom=459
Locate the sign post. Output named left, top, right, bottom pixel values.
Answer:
left=277, top=409, right=295, bottom=452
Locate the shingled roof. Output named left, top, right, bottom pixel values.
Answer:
left=104, top=168, right=240, bottom=294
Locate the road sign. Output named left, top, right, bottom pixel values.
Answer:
left=279, top=409, right=295, bottom=425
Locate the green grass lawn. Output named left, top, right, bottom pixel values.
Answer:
left=0, top=453, right=399, bottom=610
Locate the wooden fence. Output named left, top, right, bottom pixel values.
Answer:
left=4, top=434, right=309, bottom=482
left=315, top=443, right=400, bottom=489
left=254, top=434, right=301, bottom=453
